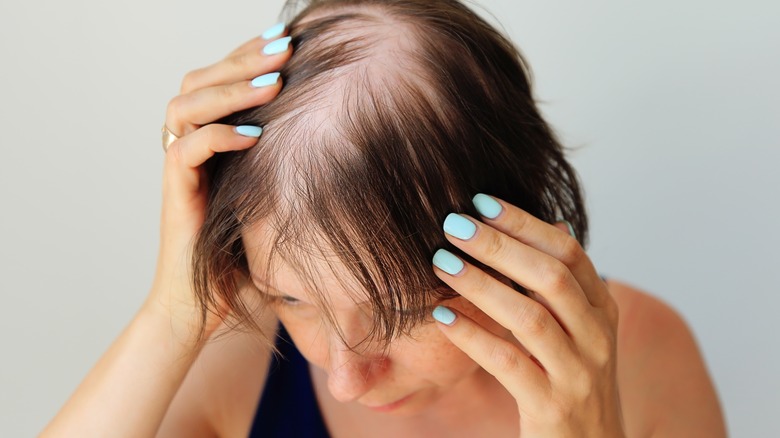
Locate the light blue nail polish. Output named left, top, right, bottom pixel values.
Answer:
left=443, top=213, right=476, bottom=240
left=432, top=306, right=456, bottom=325
left=472, top=193, right=502, bottom=219
left=263, top=36, right=292, bottom=56
left=261, top=22, right=285, bottom=40
left=235, top=125, right=263, bottom=137
left=561, top=219, right=576, bottom=238
left=251, top=72, right=280, bottom=88
left=433, top=248, right=465, bottom=275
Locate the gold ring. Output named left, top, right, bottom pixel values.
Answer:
left=161, top=125, right=180, bottom=153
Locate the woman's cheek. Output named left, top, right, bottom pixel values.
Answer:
left=393, top=315, right=481, bottom=378
left=274, top=307, right=330, bottom=364
left=397, top=297, right=510, bottom=378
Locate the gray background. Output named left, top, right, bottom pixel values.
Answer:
left=1, top=0, right=776, bottom=436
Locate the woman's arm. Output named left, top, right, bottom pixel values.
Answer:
left=40, top=301, right=212, bottom=437
left=157, top=299, right=277, bottom=438
left=41, top=25, right=293, bottom=437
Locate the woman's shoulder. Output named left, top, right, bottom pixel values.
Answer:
left=607, top=279, right=727, bottom=437
left=608, top=278, right=698, bottom=357
left=157, top=306, right=279, bottom=438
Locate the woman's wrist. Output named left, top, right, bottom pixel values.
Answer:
left=140, top=290, right=214, bottom=351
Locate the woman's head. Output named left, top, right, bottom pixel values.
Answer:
left=193, top=0, right=587, bottom=352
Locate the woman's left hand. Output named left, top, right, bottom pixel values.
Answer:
left=431, top=193, right=625, bottom=438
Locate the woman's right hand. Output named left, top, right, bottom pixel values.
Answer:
left=41, top=26, right=294, bottom=438
left=147, top=28, right=293, bottom=343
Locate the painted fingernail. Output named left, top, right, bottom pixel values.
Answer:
left=263, top=36, right=292, bottom=56
left=235, top=125, right=263, bottom=137
left=432, top=306, right=457, bottom=325
left=251, top=72, right=280, bottom=88
left=472, top=193, right=502, bottom=219
left=443, top=213, right=476, bottom=240
left=433, top=249, right=465, bottom=275
left=559, top=219, right=576, bottom=238
left=261, top=22, right=285, bottom=40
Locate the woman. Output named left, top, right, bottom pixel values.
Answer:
left=42, top=0, right=726, bottom=436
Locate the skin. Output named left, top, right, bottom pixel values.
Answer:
left=429, top=200, right=626, bottom=436
left=62, top=24, right=722, bottom=437
left=185, top=28, right=722, bottom=437
left=240, top=220, right=521, bottom=421
left=160, top=27, right=724, bottom=437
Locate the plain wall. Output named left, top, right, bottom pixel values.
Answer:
left=0, top=0, right=777, bottom=435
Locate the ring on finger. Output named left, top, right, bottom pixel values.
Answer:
left=161, top=124, right=180, bottom=153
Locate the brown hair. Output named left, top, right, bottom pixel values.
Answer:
left=192, top=0, right=588, bottom=348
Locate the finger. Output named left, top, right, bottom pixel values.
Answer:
left=180, top=35, right=292, bottom=95
left=470, top=194, right=610, bottom=308
left=441, top=212, right=598, bottom=336
left=432, top=249, right=580, bottom=377
left=225, top=23, right=288, bottom=58
left=164, top=124, right=262, bottom=189
left=166, top=74, right=283, bottom=137
left=431, top=305, right=549, bottom=406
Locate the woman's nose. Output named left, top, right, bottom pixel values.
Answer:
left=326, top=344, right=389, bottom=403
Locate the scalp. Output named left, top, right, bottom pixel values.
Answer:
left=203, top=0, right=588, bottom=346
left=223, top=5, right=461, bottom=343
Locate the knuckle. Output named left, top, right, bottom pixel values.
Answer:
left=506, top=210, right=533, bottom=237
left=218, top=84, right=244, bottom=114
left=459, top=322, right=479, bottom=346
left=470, top=271, right=495, bottom=299
left=199, top=124, right=222, bottom=146
left=516, top=301, right=549, bottom=336
left=218, top=83, right=236, bottom=102
left=483, top=231, right=511, bottom=265
left=591, top=343, right=612, bottom=368
left=180, top=69, right=203, bottom=94
left=571, top=367, right=595, bottom=399
left=166, top=95, right=184, bottom=120
left=539, top=260, right=571, bottom=293
left=604, top=294, right=620, bottom=324
left=590, top=330, right=616, bottom=366
left=228, top=53, right=251, bottom=70
left=487, top=343, right=518, bottom=373
left=558, top=235, right=584, bottom=267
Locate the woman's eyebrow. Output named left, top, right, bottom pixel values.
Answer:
left=248, top=274, right=291, bottom=297
left=248, top=272, right=376, bottom=306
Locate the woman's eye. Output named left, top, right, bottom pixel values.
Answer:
left=279, top=295, right=301, bottom=306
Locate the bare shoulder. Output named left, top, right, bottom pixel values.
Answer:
left=157, top=305, right=278, bottom=438
left=607, top=279, right=727, bottom=437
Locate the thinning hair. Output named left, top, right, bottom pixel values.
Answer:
left=191, top=0, right=588, bottom=348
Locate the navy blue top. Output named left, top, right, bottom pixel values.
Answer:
left=248, top=323, right=330, bottom=437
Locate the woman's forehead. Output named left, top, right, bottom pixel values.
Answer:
left=242, top=221, right=366, bottom=305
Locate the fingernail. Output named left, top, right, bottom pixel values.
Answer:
left=263, top=36, right=292, bottom=56
left=261, top=22, right=285, bottom=40
left=472, top=193, right=502, bottom=219
left=432, top=306, right=457, bottom=325
left=559, top=219, right=576, bottom=238
left=235, top=125, right=263, bottom=137
left=433, top=249, right=465, bottom=275
left=443, top=213, right=476, bottom=240
left=251, top=72, right=280, bottom=88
